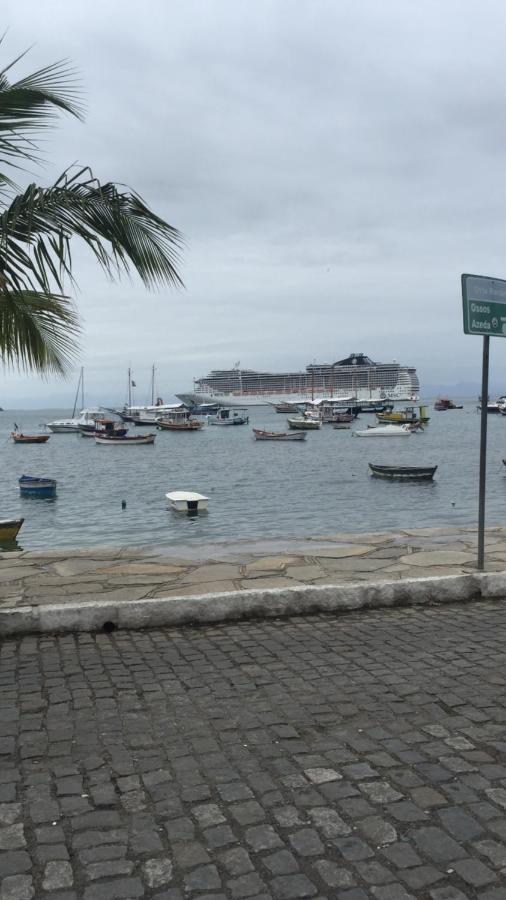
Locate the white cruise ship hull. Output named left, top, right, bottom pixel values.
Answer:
left=176, top=388, right=416, bottom=408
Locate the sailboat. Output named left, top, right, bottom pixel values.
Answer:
left=47, top=368, right=85, bottom=432
left=117, top=365, right=184, bottom=424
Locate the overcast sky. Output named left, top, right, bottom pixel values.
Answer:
left=3, top=0, right=506, bottom=407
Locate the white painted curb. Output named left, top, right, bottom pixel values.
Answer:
left=0, top=571, right=501, bottom=636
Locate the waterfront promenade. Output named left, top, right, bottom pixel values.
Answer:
left=2, top=525, right=506, bottom=612
left=2, top=599, right=506, bottom=898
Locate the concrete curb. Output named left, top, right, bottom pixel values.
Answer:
left=1, top=570, right=505, bottom=636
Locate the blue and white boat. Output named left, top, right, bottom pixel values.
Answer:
left=19, top=475, right=57, bottom=498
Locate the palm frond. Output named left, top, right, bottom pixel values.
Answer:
left=0, top=58, right=83, bottom=168
left=0, top=288, right=79, bottom=374
left=0, top=168, right=185, bottom=294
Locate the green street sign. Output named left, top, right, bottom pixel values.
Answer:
left=462, top=273, right=506, bottom=336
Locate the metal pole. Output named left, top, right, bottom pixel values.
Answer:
left=477, top=335, right=490, bottom=570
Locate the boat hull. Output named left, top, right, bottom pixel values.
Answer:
left=166, top=491, right=209, bottom=512
left=355, top=425, right=411, bottom=437
left=47, top=422, right=79, bottom=433
left=95, top=434, right=155, bottom=444
left=369, top=464, right=437, bottom=480
left=157, top=421, right=203, bottom=431
left=11, top=433, right=50, bottom=444
left=0, top=518, right=24, bottom=540
left=19, top=476, right=57, bottom=497
left=253, top=429, right=306, bottom=441
left=287, top=418, right=320, bottom=430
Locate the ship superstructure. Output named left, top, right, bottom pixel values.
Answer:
left=176, top=353, right=420, bottom=408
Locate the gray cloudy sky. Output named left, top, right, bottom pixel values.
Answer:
left=3, top=0, right=506, bottom=407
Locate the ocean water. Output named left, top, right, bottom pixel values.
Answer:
left=0, top=403, right=505, bottom=551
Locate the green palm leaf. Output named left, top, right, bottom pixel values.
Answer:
left=0, top=288, right=79, bottom=375
left=0, top=44, right=184, bottom=375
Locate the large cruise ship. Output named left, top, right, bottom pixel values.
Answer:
left=176, top=353, right=420, bottom=408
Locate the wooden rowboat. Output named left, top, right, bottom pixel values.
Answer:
left=0, top=518, right=24, bottom=541
left=95, top=433, right=155, bottom=444
left=369, top=463, right=437, bottom=481
left=19, top=475, right=57, bottom=497
left=11, top=432, right=50, bottom=444
left=253, top=428, right=306, bottom=441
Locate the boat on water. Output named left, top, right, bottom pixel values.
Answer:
left=79, top=417, right=128, bottom=438
left=287, top=416, right=321, bottom=430
left=157, top=410, right=203, bottom=431
left=209, top=408, right=249, bottom=426
left=95, top=433, right=155, bottom=445
left=478, top=396, right=506, bottom=413
left=47, top=367, right=84, bottom=432
left=166, top=491, right=209, bottom=512
left=176, top=352, right=420, bottom=408
left=354, top=424, right=412, bottom=437
left=19, top=475, right=57, bottom=497
left=369, top=463, right=437, bottom=480
left=0, top=518, right=24, bottom=541
left=11, top=431, right=50, bottom=444
left=253, top=428, right=306, bottom=441
left=376, top=405, right=430, bottom=425
left=273, top=402, right=301, bottom=413
left=434, top=398, right=463, bottom=411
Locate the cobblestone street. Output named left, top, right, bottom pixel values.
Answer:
left=2, top=601, right=506, bottom=899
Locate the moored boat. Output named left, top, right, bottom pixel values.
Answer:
left=273, top=402, right=300, bottom=413
left=0, top=518, right=24, bottom=541
left=253, top=428, right=306, bottom=441
left=47, top=420, right=79, bottom=433
left=434, top=398, right=463, bottom=411
left=95, top=433, right=155, bottom=444
left=157, top=410, right=203, bottom=431
left=287, top=417, right=321, bottom=430
left=79, top=417, right=128, bottom=438
left=354, top=424, right=412, bottom=437
left=19, top=475, right=57, bottom=497
left=369, top=463, right=437, bottom=480
left=11, top=432, right=50, bottom=444
left=376, top=404, right=430, bottom=425
left=209, top=408, right=249, bottom=426
left=166, top=491, right=209, bottom=512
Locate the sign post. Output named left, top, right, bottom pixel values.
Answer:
left=462, top=274, right=506, bottom=570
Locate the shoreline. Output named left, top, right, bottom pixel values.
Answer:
left=1, top=524, right=506, bottom=635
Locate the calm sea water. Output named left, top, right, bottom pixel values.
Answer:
left=1, top=402, right=505, bottom=550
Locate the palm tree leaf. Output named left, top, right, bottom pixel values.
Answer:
left=0, top=58, right=83, bottom=167
left=0, top=169, right=185, bottom=292
left=0, top=288, right=79, bottom=374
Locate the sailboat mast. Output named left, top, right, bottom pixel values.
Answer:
left=81, top=367, right=84, bottom=409
left=151, top=365, right=155, bottom=406
left=128, top=367, right=132, bottom=408
left=71, top=367, right=83, bottom=418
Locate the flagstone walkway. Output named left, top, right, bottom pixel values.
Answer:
left=1, top=525, right=506, bottom=609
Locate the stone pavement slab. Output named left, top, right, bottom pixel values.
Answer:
left=2, top=600, right=506, bottom=897
left=2, top=525, right=506, bottom=609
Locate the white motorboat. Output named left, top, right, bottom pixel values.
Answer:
left=47, top=419, right=79, bottom=433
left=166, top=491, right=209, bottom=512
left=209, top=408, right=249, bottom=426
left=354, top=424, right=412, bottom=437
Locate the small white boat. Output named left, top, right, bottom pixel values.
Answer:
left=354, top=424, right=412, bottom=437
left=166, top=491, right=209, bottom=512
left=46, top=419, right=79, bottom=433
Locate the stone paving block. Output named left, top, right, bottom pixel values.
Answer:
left=412, top=827, right=467, bottom=863
left=262, top=850, right=299, bottom=875
left=0, top=874, right=34, bottom=900
left=184, top=865, right=221, bottom=892
left=269, top=874, right=318, bottom=898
